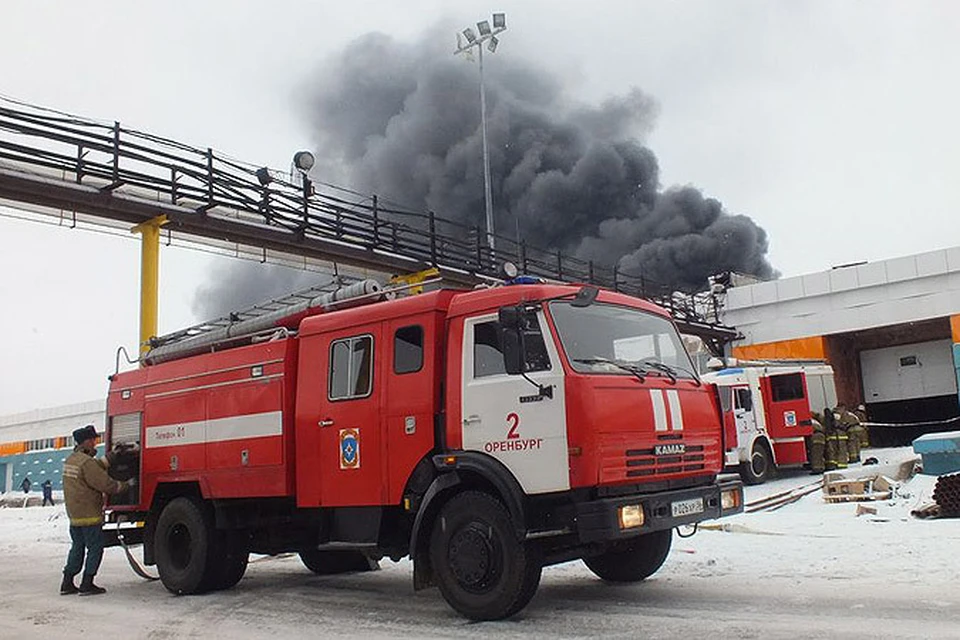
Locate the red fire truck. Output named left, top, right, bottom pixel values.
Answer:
left=103, top=276, right=743, bottom=620
left=701, top=362, right=837, bottom=484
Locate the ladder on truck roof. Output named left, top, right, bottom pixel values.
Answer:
left=142, top=270, right=447, bottom=366
left=144, top=274, right=368, bottom=365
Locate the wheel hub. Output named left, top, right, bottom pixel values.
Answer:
left=448, top=523, right=500, bottom=593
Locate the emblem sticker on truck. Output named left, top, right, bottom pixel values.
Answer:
left=339, top=428, right=360, bottom=469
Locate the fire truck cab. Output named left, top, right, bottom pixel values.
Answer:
left=103, top=279, right=743, bottom=620
left=702, top=362, right=837, bottom=484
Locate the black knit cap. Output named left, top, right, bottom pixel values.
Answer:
left=72, top=424, right=98, bottom=445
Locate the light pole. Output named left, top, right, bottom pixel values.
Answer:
left=455, top=12, right=506, bottom=255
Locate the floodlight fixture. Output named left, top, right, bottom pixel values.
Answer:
left=492, top=13, right=505, bottom=29
left=488, top=36, right=499, bottom=53
left=292, top=150, right=315, bottom=174
left=255, top=167, right=272, bottom=186
left=462, top=27, right=477, bottom=43
left=477, top=20, right=492, bottom=36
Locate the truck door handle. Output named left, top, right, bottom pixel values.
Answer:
left=318, top=419, right=335, bottom=427
left=463, top=415, right=481, bottom=426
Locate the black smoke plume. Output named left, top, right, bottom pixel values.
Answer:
left=303, top=30, right=776, bottom=292
left=195, top=28, right=776, bottom=319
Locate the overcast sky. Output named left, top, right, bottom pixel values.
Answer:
left=1, top=1, right=958, bottom=416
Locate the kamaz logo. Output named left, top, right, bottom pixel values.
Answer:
left=654, top=443, right=686, bottom=456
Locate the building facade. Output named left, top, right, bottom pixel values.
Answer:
left=0, top=400, right=106, bottom=493
left=720, top=247, right=960, bottom=435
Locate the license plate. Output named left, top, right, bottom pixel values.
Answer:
left=671, top=497, right=704, bottom=518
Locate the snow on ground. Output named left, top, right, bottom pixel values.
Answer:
left=1, top=447, right=959, bottom=639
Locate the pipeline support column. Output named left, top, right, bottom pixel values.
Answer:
left=131, top=215, right=168, bottom=358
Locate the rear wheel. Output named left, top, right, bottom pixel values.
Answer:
left=430, top=491, right=542, bottom=621
left=299, top=549, right=378, bottom=575
left=583, top=528, right=672, bottom=582
left=207, top=532, right=249, bottom=591
left=740, top=441, right=774, bottom=485
left=154, top=497, right=219, bottom=595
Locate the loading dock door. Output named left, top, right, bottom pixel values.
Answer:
left=861, top=339, right=957, bottom=403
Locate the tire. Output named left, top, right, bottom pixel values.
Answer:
left=299, top=549, right=378, bottom=575
left=583, top=528, right=672, bottom=583
left=207, top=532, right=249, bottom=591
left=740, top=441, right=774, bottom=485
left=429, top=491, right=542, bottom=621
left=154, top=497, right=219, bottom=595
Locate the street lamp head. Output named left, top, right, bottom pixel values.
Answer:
left=487, top=36, right=499, bottom=54
left=477, top=20, right=491, bottom=37
left=462, top=27, right=477, bottom=43
left=292, top=150, right=315, bottom=175
left=492, top=13, right=506, bottom=29
left=255, top=167, right=272, bottom=186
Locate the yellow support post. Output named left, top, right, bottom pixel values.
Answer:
left=130, top=215, right=168, bottom=358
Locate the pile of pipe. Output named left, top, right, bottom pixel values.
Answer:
left=933, top=473, right=960, bottom=517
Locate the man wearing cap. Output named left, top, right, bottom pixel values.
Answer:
left=60, top=424, right=130, bottom=596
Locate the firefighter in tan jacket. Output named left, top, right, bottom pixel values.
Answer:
left=60, top=424, right=130, bottom=596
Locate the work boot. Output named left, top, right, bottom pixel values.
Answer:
left=60, top=574, right=78, bottom=595
left=78, top=573, right=106, bottom=596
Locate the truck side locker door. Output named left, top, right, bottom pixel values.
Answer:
left=460, top=312, right=569, bottom=494
left=296, top=322, right=385, bottom=507
left=384, top=317, right=438, bottom=504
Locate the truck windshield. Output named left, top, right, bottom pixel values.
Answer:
left=548, top=301, right=698, bottom=380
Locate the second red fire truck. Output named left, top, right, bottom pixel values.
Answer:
left=103, top=274, right=743, bottom=620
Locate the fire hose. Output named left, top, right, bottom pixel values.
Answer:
left=114, top=523, right=159, bottom=581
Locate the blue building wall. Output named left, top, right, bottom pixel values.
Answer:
left=0, top=444, right=105, bottom=493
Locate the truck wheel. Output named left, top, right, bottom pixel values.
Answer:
left=155, top=497, right=218, bottom=595
left=207, top=533, right=249, bottom=591
left=299, top=549, right=378, bottom=575
left=583, top=528, right=672, bottom=582
left=740, top=441, right=773, bottom=485
left=429, top=491, right=542, bottom=621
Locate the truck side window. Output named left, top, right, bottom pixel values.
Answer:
left=474, top=321, right=506, bottom=378
left=735, top=388, right=753, bottom=412
left=770, top=373, right=805, bottom=402
left=474, top=318, right=551, bottom=378
left=329, top=335, right=374, bottom=400
left=394, top=325, right=424, bottom=374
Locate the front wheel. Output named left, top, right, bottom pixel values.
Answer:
left=740, top=441, right=774, bottom=485
left=430, top=491, right=542, bottom=621
left=154, top=497, right=218, bottom=595
left=583, top=528, right=672, bottom=582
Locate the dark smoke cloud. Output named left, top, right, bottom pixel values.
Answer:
left=195, top=27, right=776, bottom=319
left=302, top=30, right=776, bottom=293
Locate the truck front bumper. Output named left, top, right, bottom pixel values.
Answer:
left=574, top=479, right=743, bottom=544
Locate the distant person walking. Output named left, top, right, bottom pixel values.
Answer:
left=20, top=476, right=31, bottom=494
left=60, top=424, right=130, bottom=596
left=42, top=479, right=54, bottom=506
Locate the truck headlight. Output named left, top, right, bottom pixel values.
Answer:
left=721, top=488, right=742, bottom=511
left=618, top=504, right=645, bottom=529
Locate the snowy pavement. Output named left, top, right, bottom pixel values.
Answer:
left=1, top=447, right=959, bottom=639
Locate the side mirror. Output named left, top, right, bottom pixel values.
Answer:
left=570, top=285, right=600, bottom=308
left=498, top=305, right=523, bottom=330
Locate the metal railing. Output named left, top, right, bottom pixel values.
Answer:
left=0, top=96, right=735, bottom=341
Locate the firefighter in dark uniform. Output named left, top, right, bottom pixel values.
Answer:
left=854, top=404, right=870, bottom=448
left=833, top=406, right=849, bottom=469
left=808, top=411, right=826, bottom=474
left=838, top=404, right=863, bottom=464
left=823, top=407, right=848, bottom=471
